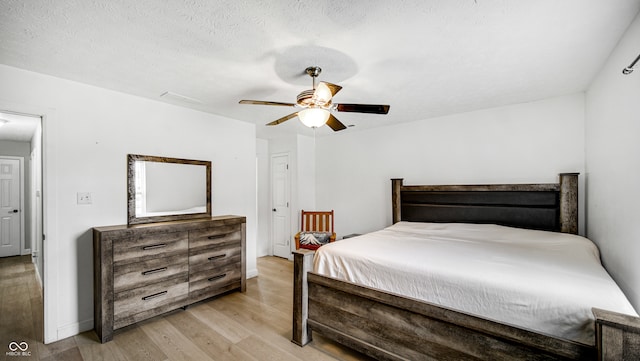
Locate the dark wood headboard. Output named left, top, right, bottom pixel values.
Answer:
left=391, top=173, right=578, bottom=234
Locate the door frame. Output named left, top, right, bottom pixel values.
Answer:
left=270, top=152, right=291, bottom=258
left=0, top=156, right=26, bottom=256
left=0, top=101, right=56, bottom=344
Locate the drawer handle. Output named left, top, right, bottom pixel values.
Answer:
left=142, top=243, right=167, bottom=251
left=142, top=290, right=167, bottom=301
left=142, top=267, right=168, bottom=276
left=207, top=273, right=226, bottom=282
left=208, top=254, right=226, bottom=261
left=207, top=234, right=226, bottom=240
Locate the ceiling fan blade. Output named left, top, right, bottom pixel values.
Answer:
left=325, top=114, right=347, bottom=131
left=266, top=112, right=298, bottom=126
left=336, top=103, right=390, bottom=114
left=239, top=100, right=295, bottom=107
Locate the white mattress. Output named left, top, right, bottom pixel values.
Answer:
left=313, top=222, right=638, bottom=345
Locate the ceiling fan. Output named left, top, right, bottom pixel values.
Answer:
left=239, top=66, right=390, bottom=131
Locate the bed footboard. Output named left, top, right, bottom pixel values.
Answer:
left=593, top=308, right=640, bottom=360
left=292, top=249, right=314, bottom=346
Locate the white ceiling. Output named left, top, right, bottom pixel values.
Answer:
left=1, top=0, right=639, bottom=139
left=0, top=112, right=40, bottom=142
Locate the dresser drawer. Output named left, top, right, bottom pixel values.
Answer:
left=114, top=276, right=188, bottom=330
left=189, top=246, right=241, bottom=274
left=113, top=231, right=188, bottom=265
left=189, top=265, right=242, bottom=302
left=113, top=253, right=188, bottom=293
left=189, top=225, right=242, bottom=252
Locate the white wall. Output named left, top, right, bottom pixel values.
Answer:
left=585, top=13, right=640, bottom=311
left=316, top=94, right=586, bottom=238
left=297, top=134, right=316, bottom=212
left=0, top=64, right=257, bottom=343
left=256, top=138, right=270, bottom=257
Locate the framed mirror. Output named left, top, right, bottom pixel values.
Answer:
left=127, top=154, right=211, bottom=225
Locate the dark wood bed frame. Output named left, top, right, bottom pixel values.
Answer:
left=292, top=173, right=640, bottom=360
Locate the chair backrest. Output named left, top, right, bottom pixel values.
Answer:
left=300, top=210, right=334, bottom=233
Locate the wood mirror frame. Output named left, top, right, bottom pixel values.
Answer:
left=127, top=154, right=211, bottom=225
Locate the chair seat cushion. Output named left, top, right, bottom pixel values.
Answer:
left=299, top=232, right=332, bottom=249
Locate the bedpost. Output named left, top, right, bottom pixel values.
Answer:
left=292, top=249, right=315, bottom=346
left=593, top=308, right=640, bottom=360
left=559, top=173, right=579, bottom=234
left=392, top=178, right=403, bottom=224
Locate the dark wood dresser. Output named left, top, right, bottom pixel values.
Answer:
left=93, top=215, right=246, bottom=343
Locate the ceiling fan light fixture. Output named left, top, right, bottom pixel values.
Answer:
left=313, top=82, right=332, bottom=105
left=298, top=108, right=330, bottom=128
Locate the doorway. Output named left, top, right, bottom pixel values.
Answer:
left=271, top=153, right=291, bottom=258
left=0, top=110, right=44, bottom=345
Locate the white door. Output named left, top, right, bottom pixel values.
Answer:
left=271, top=154, right=290, bottom=258
left=0, top=158, right=21, bottom=257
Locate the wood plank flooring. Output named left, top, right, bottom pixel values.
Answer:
left=0, top=255, right=42, bottom=361
left=0, top=256, right=373, bottom=361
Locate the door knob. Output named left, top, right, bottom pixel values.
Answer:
left=10, top=209, right=18, bottom=213
left=273, top=208, right=276, bottom=212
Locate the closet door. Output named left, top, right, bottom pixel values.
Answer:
left=0, top=157, right=21, bottom=258
left=271, top=153, right=290, bottom=258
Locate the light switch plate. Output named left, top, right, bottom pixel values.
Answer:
left=77, top=192, right=92, bottom=205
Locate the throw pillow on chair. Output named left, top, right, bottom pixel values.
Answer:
left=299, top=232, right=332, bottom=250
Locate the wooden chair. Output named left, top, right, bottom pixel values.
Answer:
left=294, top=210, right=336, bottom=250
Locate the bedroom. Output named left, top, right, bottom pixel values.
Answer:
left=0, top=0, right=639, bottom=359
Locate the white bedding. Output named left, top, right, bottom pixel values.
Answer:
left=139, top=206, right=206, bottom=217
left=313, top=222, right=638, bottom=345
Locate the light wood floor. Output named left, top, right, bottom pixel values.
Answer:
left=0, top=256, right=373, bottom=361
left=0, top=255, right=42, bottom=361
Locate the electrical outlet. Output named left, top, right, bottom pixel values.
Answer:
left=77, top=192, right=92, bottom=205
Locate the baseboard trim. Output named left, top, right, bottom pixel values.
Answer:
left=56, top=318, right=93, bottom=341
left=247, top=267, right=259, bottom=279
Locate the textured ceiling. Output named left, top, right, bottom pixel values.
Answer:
left=1, top=0, right=639, bottom=139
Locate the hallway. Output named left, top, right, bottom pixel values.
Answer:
left=0, top=255, right=41, bottom=360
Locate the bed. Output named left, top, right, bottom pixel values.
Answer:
left=292, top=173, right=640, bottom=360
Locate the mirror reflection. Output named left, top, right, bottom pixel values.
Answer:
left=134, top=161, right=207, bottom=217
